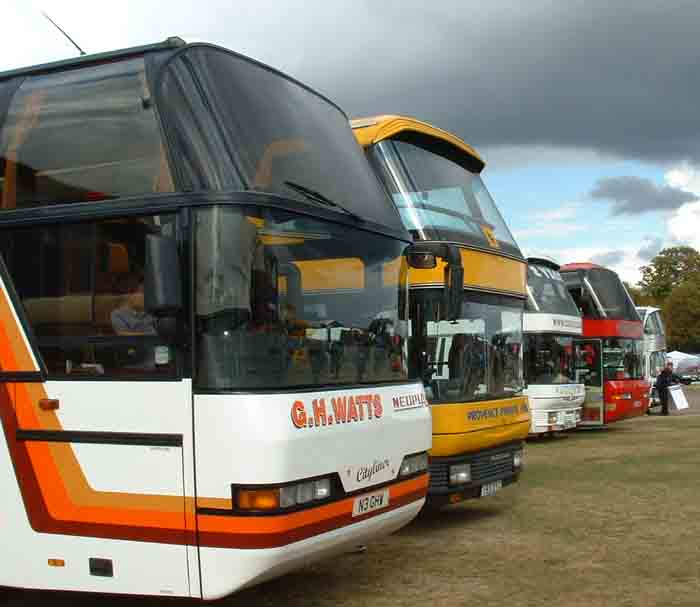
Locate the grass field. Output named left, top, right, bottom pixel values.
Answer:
left=7, top=387, right=700, bottom=607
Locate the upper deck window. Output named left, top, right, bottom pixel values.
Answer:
left=585, top=268, right=640, bottom=321
left=368, top=138, right=522, bottom=257
left=0, top=58, right=173, bottom=210
left=526, top=263, right=580, bottom=316
left=158, top=47, right=402, bottom=230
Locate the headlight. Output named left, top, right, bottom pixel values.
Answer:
left=514, top=450, right=524, bottom=468
left=449, top=463, right=471, bottom=485
left=399, top=452, right=429, bottom=477
left=238, top=475, right=334, bottom=511
left=547, top=412, right=558, bottom=425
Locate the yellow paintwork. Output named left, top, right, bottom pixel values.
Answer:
left=413, top=247, right=526, bottom=295
left=383, top=248, right=525, bottom=295
left=430, top=396, right=531, bottom=457
left=293, top=258, right=365, bottom=291
left=351, top=115, right=484, bottom=170
left=355, top=114, right=529, bottom=476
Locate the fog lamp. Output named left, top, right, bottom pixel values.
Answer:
left=449, top=463, right=471, bottom=485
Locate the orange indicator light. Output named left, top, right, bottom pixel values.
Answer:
left=237, top=489, right=281, bottom=510
left=48, top=559, right=65, bottom=567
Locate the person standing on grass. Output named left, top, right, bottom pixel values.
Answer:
left=655, top=361, right=679, bottom=416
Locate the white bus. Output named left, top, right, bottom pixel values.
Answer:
left=0, top=39, right=432, bottom=599
left=523, top=258, right=584, bottom=434
left=636, top=306, right=667, bottom=406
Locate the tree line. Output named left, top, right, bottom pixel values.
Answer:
left=626, top=246, right=700, bottom=352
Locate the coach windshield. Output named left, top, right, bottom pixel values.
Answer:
left=194, top=205, right=411, bottom=391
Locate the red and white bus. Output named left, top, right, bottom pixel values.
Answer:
left=560, top=263, right=650, bottom=425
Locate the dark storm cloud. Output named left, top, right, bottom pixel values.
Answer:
left=591, top=250, right=626, bottom=267
left=589, top=176, right=696, bottom=214
left=7, top=1, right=700, bottom=166
left=278, top=0, right=700, bottom=165
left=638, top=237, right=664, bottom=261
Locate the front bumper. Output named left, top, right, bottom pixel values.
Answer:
left=529, top=408, right=581, bottom=435
left=426, top=441, right=523, bottom=506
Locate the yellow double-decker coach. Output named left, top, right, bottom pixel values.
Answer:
left=353, top=116, right=530, bottom=505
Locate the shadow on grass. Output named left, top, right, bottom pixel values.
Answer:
left=1, top=588, right=185, bottom=607
left=399, top=503, right=503, bottom=536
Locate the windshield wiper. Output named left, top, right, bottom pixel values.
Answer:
left=283, top=181, right=364, bottom=222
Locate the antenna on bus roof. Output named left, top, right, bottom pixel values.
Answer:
left=41, top=11, right=86, bottom=56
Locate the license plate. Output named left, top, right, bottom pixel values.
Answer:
left=480, top=480, right=502, bottom=497
left=633, top=400, right=641, bottom=407
left=352, top=489, right=390, bottom=517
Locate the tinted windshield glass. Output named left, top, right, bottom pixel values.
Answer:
left=602, top=338, right=643, bottom=380
left=194, top=205, right=410, bottom=390
left=369, top=139, right=521, bottom=257
left=642, top=310, right=666, bottom=336
left=411, top=289, right=524, bottom=403
left=0, top=58, right=172, bottom=209
left=159, top=47, right=401, bottom=230
left=527, top=264, right=581, bottom=316
left=585, top=268, right=639, bottom=320
left=524, top=334, right=577, bottom=385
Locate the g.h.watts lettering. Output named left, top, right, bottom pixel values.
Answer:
left=291, top=394, right=383, bottom=429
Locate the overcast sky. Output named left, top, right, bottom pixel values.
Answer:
left=3, top=0, right=700, bottom=283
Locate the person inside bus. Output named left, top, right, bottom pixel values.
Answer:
left=111, top=276, right=156, bottom=336
left=655, top=361, right=681, bottom=416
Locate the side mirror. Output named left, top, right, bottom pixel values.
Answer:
left=407, top=249, right=437, bottom=270
left=145, top=234, right=182, bottom=317
left=405, top=243, right=464, bottom=321
left=442, top=245, right=463, bottom=321
left=445, top=264, right=464, bottom=321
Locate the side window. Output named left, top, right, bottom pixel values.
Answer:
left=0, top=214, right=179, bottom=379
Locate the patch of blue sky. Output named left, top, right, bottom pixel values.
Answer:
left=482, top=159, right=670, bottom=252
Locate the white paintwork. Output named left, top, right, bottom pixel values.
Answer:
left=523, top=312, right=582, bottom=335
left=0, top=411, right=190, bottom=597
left=523, top=309, right=584, bottom=434
left=47, top=380, right=192, bottom=435
left=194, top=382, right=431, bottom=498
left=1, top=376, right=430, bottom=598
left=198, top=500, right=423, bottom=600
left=525, top=383, right=585, bottom=434
left=72, top=443, right=184, bottom=496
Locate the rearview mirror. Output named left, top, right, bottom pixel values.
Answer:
left=405, top=243, right=464, bottom=321
left=407, top=249, right=437, bottom=269
left=444, top=263, right=464, bottom=321
left=144, top=234, right=182, bottom=317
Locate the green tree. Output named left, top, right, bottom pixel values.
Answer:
left=639, top=246, right=700, bottom=301
left=665, top=276, right=700, bottom=352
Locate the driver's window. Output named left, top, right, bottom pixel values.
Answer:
left=0, top=214, right=178, bottom=379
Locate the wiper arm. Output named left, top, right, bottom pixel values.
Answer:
left=283, top=181, right=364, bottom=222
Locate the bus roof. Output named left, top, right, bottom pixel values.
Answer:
left=559, top=262, right=605, bottom=272
left=350, top=115, right=485, bottom=172
left=0, top=37, right=186, bottom=81
left=527, top=256, right=560, bottom=271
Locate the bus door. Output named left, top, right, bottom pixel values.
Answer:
left=575, top=339, right=604, bottom=426
left=0, top=233, right=191, bottom=596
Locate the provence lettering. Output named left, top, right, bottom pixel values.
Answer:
left=292, top=394, right=383, bottom=429
left=467, top=402, right=529, bottom=422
